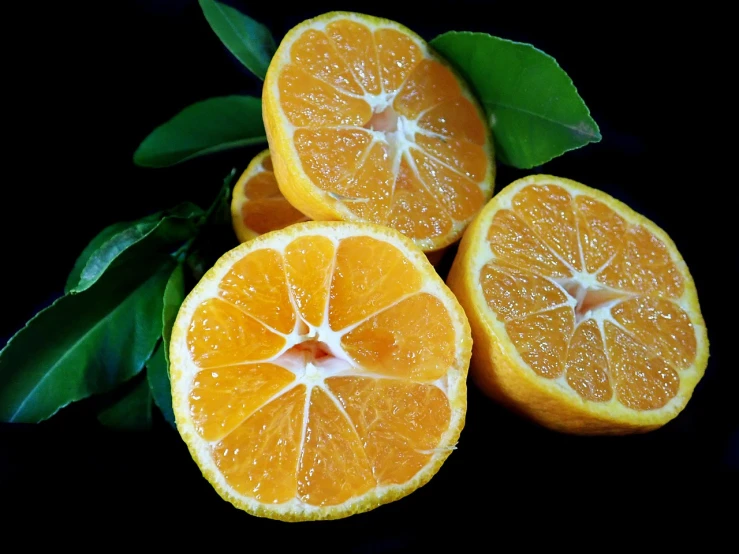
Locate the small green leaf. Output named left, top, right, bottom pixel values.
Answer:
left=148, top=263, right=185, bottom=428
left=133, top=96, right=266, bottom=168
left=187, top=169, right=239, bottom=281
left=161, top=264, right=186, bottom=362
left=147, top=343, right=175, bottom=428
left=66, top=221, right=132, bottom=293
left=205, top=168, right=237, bottom=227
left=98, top=376, right=153, bottom=431
left=431, top=31, right=601, bottom=169
left=0, top=262, right=173, bottom=423
left=198, top=0, right=276, bottom=79
left=69, top=203, right=203, bottom=293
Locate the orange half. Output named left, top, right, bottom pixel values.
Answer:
left=170, top=221, right=471, bottom=520
left=263, top=11, right=495, bottom=252
left=447, top=175, right=709, bottom=434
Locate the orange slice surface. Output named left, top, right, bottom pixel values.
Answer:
left=170, top=221, right=470, bottom=520
left=447, top=175, right=708, bottom=434
left=263, top=11, right=495, bottom=252
left=231, top=149, right=308, bottom=242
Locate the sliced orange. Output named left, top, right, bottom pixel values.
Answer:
left=169, top=221, right=471, bottom=520
left=447, top=175, right=709, bottom=434
left=262, top=12, right=495, bottom=252
left=230, top=149, right=308, bottom=242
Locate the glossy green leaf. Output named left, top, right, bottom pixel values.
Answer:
left=187, top=169, right=239, bottom=281
left=68, top=203, right=202, bottom=293
left=161, top=264, right=186, bottom=362
left=205, top=168, right=237, bottom=227
left=147, top=343, right=175, bottom=428
left=148, top=263, right=185, bottom=428
left=133, top=96, right=266, bottom=168
left=0, top=262, right=173, bottom=423
left=431, top=31, right=601, bottom=168
left=65, top=221, right=132, bottom=293
left=198, top=0, right=276, bottom=79
left=98, top=376, right=153, bottom=431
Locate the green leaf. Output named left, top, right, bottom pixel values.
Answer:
left=205, top=168, right=237, bottom=227
left=187, top=169, right=239, bottom=281
left=0, top=261, right=173, bottom=423
left=65, top=221, right=132, bottom=293
left=148, top=263, right=185, bottom=428
left=431, top=31, right=601, bottom=169
left=147, top=343, right=175, bottom=428
left=69, top=203, right=203, bottom=293
left=98, top=376, right=153, bottom=431
left=160, top=264, right=186, bottom=361
left=198, top=0, right=276, bottom=79
left=133, top=96, right=267, bottom=168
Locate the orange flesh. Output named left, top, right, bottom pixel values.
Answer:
left=480, top=184, right=696, bottom=410
left=237, top=155, right=307, bottom=236
left=186, top=235, right=455, bottom=506
left=278, top=19, right=490, bottom=240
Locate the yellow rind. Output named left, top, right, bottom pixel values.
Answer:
left=170, top=220, right=471, bottom=520
left=447, top=174, right=709, bottom=435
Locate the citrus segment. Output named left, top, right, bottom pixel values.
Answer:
left=604, top=323, right=679, bottom=411
left=410, top=148, right=486, bottom=220
left=487, top=210, right=573, bottom=278
left=417, top=98, right=487, bottom=144
left=375, top=28, right=422, bottom=92
left=190, top=363, right=295, bottom=441
left=564, top=319, right=612, bottom=402
left=336, top=142, right=396, bottom=222
left=328, top=235, right=422, bottom=330
left=283, top=235, right=335, bottom=328
left=297, top=387, right=375, bottom=506
left=511, top=184, right=582, bottom=271
left=230, top=150, right=308, bottom=243
left=289, top=30, right=364, bottom=95
left=387, top=157, right=453, bottom=241
left=574, top=195, right=628, bottom=272
left=505, top=306, right=574, bottom=379
left=294, top=128, right=372, bottom=190
left=611, top=295, right=696, bottom=370
left=447, top=175, right=708, bottom=434
left=327, top=376, right=451, bottom=485
left=171, top=221, right=471, bottom=520
left=218, top=248, right=295, bottom=334
left=393, top=59, right=460, bottom=118
left=278, top=66, right=371, bottom=127
left=187, top=298, right=286, bottom=368
left=341, top=293, right=455, bottom=381
left=480, top=262, right=569, bottom=321
left=213, top=385, right=306, bottom=503
left=597, top=225, right=684, bottom=297
left=263, top=12, right=495, bottom=252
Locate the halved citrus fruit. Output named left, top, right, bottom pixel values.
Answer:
left=230, top=149, right=308, bottom=242
left=169, top=221, right=471, bottom=520
left=447, top=175, right=708, bottom=434
left=262, top=11, right=495, bottom=252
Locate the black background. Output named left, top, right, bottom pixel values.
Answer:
left=1, top=0, right=735, bottom=544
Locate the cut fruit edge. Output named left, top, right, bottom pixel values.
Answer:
left=263, top=11, right=495, bottom=252
left=170, top=221, right=470, bottom=520
left=451, top=174, right=709, bottom=429
left=230, top=149, right=309, bottom=243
